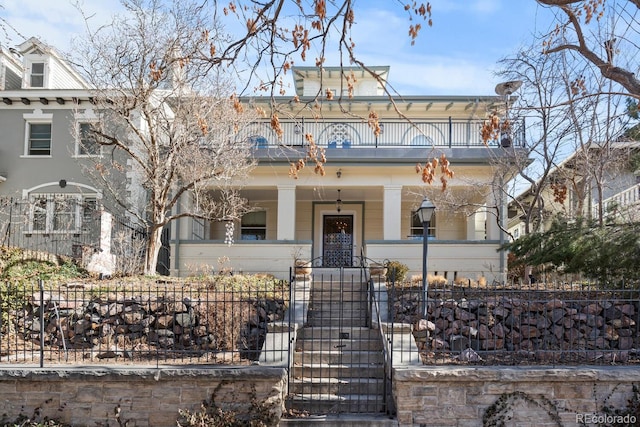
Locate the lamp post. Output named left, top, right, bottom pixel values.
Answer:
left=494, top=80, right=522, bottom=284
left=416, top=197, right=435, bottom=319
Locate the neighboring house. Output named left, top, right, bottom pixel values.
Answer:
left=507, top=141, right=640, bottom=239
left=170, top=66, right=526, bottom=282
left=0, top=38, right=145, bottom=274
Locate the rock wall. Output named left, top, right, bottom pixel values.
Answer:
left=396, top=295, right=640, bottom=362
left=14, top=290, right=286, bottom=362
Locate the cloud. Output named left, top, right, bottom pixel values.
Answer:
left=1, top=0, right=120, bottom=53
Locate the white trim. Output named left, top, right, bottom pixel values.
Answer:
left=23, top=110, right=53, bottom=157
left=73, top=120, right=102, bottom=157
left=26, top=193, right=98, bottom=234
left=23, top=58, right=49, bottom=89
left=22, top=182, right=102, bottom=198
left=0, top=175, right=6, bottom=183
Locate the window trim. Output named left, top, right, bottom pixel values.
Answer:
left=22, top=111, right=53, bottom=158
left=29, top=62, right=46, bottom=88
left=27, top=194, right=98, bottom=234
left=74, top=121, right=102, bottom=157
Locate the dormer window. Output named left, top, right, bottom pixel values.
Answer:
left=30, top=62, right=45, bottom=88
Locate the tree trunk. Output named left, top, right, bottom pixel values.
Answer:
left=144, top=225, right=163, bottom=275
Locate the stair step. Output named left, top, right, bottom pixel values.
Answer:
left=296, top=339, right=383, bottom=352
left=297, top=327, right=380, bottom=340
left=306, top=319, right=369, bottom=327
left=291, top=363, right=385, bottom=379
left=294, top=350, right=384, bottom=365
left=289, top=377, right=385, bottom=395
left=286, top=394, right=386, bottom=415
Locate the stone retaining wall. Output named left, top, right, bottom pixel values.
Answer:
left=0, top=366, right=287, bottom=427
left=393, top=366, right=640, bottom=427
left=2, top=365, right=640, bottom=426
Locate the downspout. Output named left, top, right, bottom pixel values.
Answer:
left=173, top=199, right=181, bottom=275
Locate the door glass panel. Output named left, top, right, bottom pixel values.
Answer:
left=322, top=215, right=353, bottom=267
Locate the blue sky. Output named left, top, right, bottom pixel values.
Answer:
left=0, top=0, right=556, bottom=96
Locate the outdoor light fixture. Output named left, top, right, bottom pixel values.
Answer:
left=417, top=197, right=436, bottom=319
left=336, top=169, right=342, bottom=179
left=294, top=123, right=302, bottom=134
left=494, top=80, right=522, bottom=148
left=336, top=189, right=343, bottom=213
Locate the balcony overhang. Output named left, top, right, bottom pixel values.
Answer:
left=253, top=146, right=526, bottom=166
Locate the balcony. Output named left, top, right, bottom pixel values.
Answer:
left=600, top=184, right=640, bottom=218
left=244, top=118, right=525, bottom=150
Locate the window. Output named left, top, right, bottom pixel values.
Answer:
left=249, top=135, right=268, bottom=148
left=29, top=195, right=98, bottom=233
left=410, top=211, right=436, bottom=239
left=30, top=63, right=45, bottom=88
left=240, top=211, right=266, bottom=240
left=28, top=123, right=52, bottom=156
left=77, top=123, right=101, bottom=156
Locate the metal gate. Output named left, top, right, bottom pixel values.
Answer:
left=286, top=261, right=393, bottom=416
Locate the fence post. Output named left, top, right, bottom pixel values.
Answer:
left=39, top=279, right=44, bottom=368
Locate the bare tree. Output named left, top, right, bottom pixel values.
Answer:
left=537, top=0, right=640, bottom=99
left=73, top=0, right=258, bottom=275
left=491, top=39, right=630, bottom=237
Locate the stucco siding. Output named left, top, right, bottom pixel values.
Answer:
left=364, top=200, right=383, bottom=240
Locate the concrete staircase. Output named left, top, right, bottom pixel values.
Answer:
left=285, top=270, right=393, bottom=424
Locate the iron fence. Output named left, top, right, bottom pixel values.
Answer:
left=0, top=196, right=169, bottom=276
left=385, top=275, right=640, bottom=366
left=0, top=196, right=101, bottom=262
left=0, top=275, right=290, bottom=367
left=2, top=268, right=639, bottom=369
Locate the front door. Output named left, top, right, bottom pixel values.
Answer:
left=322, top=215, right=353, bottom=267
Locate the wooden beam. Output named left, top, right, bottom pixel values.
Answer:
left=39, top=98, right=49, bottom=105
left=20, top=98, right=30, bottom=105
left=56, top=97, right=65, bottom=105
left=2, top=98, right=12, bottom=105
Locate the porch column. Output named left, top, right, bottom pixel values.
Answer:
left=383, top=185, right=403, bottom=240
left=486, top=202, right=500, bottom=240
left=277, top=185, right=297, bottom=240
left=466, top=212, right=477, bottom=240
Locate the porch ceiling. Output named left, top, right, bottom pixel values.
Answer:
left=240, top=185, right=489, bottom=207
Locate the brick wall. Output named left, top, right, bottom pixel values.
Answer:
left=0, top=366, right=287, bottom=427
left=393, top=366, right=640, bottom=427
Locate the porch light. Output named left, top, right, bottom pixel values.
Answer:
left=294, top=123, right=302, bottom=134
left=494, top=80, right=522, bottom=148
left=417, top=197, right=435, bottom=319
left=336, top=189, right=343, bottom=213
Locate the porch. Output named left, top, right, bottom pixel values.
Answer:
left=170, top=240, right=504, bottom=283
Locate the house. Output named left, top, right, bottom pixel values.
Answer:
left=169, top=66, right=526, bottom=282
left=0, top=38, right=144, bottom=273
left=507, top=140, right=640, bottom=240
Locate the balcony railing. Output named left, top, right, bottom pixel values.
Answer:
left=243, top=118, right=525, bottom=149
left=600, top=183, right=640, bottom=217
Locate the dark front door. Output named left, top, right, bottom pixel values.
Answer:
left=322, top=215, right=353, bottom=267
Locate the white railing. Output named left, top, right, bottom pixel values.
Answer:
left=599, top=184, right=640, bottom=217
left=241, top=118, right=524, bottom=148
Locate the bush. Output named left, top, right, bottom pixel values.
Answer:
left=386, top=260, right=409, bottom=283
